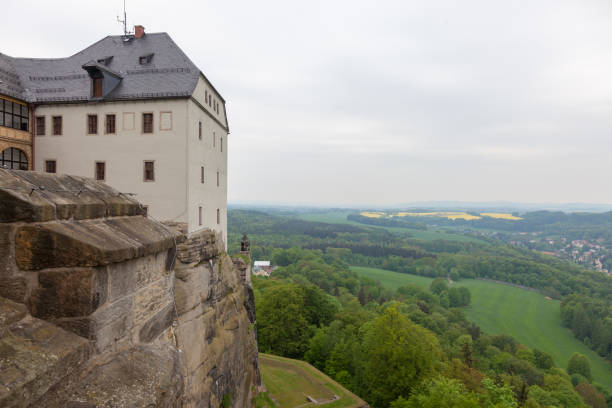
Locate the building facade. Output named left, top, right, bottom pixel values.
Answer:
left=0, top=27, right=228, bottom=241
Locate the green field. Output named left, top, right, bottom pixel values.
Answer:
left=351, top=266, right=612, bottom=390
left=258, top=353, right=367, bottom=407
left=298, top=211, right=487, bottom=244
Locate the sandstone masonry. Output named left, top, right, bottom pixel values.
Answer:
left=0, top=169, right=259, bottom=407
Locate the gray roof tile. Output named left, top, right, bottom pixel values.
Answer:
left=0, top=33, right=206, bottom=103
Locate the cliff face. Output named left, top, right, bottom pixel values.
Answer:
left=0, top=169, right=259, bottom=407
left=171, top=224, right=260, bottom=407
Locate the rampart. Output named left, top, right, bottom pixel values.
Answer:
left=0, top=169, right=259, bottom=407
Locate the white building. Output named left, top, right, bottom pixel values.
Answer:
left=253, top=261, right=274, bottom=277
left=0, top=26, right=228, bottom=242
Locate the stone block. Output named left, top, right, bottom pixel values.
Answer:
left=174, top=263, right=211, bottom=315
left=91, top=296, right=134, bottom=353
left=176, top=309, right=213, bottom=368
left=15, top=216, right=176, bottom=270
left=133, top=277, right=172, bottom=329
left=35, top=345, right=183, bottom=407
left=0, top=170, right=144, bottom=222
left=139, top=303, right=174, bottom=343
left=54, top=317, right=93, bottom=339
left=107, top=252, right=167, bottom=302
left=0, top=277, right=27, bottom=304
left=175, top=229, right=222, bottom=264
left=0, top=297, right=27, bottom=328
left=69, top=175, right=144, bottom=218
left=0, top=314, right=90, bottom=408
left=29, top=268, right=107, bottom=320
left=0, top=169, right=57, bottom=223
left=0, top=224, right=15, bottom=278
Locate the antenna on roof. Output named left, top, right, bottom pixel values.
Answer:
left=117, top=0, right=132, bottom=36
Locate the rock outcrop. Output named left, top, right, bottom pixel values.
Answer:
left=0, top=169, right=259, bottom=407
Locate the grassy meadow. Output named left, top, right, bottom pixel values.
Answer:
left=351, top=266, right=612, bottom=391
left=258, top=353, right=368, bottom=408
left=297, top=210, right=487, bottom=244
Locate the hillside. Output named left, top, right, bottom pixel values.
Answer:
left=351, top=266, right=612, bottom=391
left=258, top=353, right=368, bottom=408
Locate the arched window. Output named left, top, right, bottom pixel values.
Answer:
left=1, top=148, right=28, bottom=170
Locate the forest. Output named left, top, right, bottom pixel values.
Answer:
left=228, top=209, right=612, bottom=407
left=251, top=248, right=607, bottom=407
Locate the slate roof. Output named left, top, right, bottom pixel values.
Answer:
left=0, top=33, right=212, bottom=104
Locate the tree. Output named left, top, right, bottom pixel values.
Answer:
left=567, top=352, right=592, bottom=382
left=448, top=287, right=471, bottom=307
left=405, top=377, right=480, bottom=408
left=361, top=304, right=441, bottom=408
left=574, top=382, right=607, bottom=408
left=481, top=378, right=518, bottom=408
left=257, top=283, right=310, bottom=357
left=430, top=278, right=448, bottom=295
left=302, top=285, right=338, bottom=327
left=467, top=323, right=481, bottom=341
left=533, top=348, right=554, bottom=370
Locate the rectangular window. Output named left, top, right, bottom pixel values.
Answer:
left=144, top=160, right=155, bottom=181
left=87, top=114, right=98, bottom=134
left=143, top=113, right=153, bottom=133
left=160, top=112, right=172, bottom=130
left=213, top=132, right=216, bottom=147
left=221, top=137, right=223, bottom=153
left=36, top=116, right=45, bottom=136
left=0, top=102, right=30, bottom=131
left=105, top=114, right=116, bottom=134
left=201, top=166, right=205, bottom=183
left=198, top=121, right=202, bottom=140
left=93, top=77, right=103, bottom=97
left=52, top=116, right=62, bottom=135
left=95, top=161, right=106, bottom=181
left=122, top=112, right=135, bottom=130
left=199, top=206, right=203, bottom=226
left=217, top=171, right=220, bottom=187
left=45, top=160, right=56, bottom=173
left=217, top=209, right=220, bottom=225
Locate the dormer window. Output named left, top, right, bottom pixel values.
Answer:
left=93, top=77, right=103, bottom=97
left=82, top=59, right=122, bottom=100
left=139, top=53, right=154, bottom=65
left=97, top=56, right=113, bottom=66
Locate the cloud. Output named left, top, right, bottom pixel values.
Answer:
left=2, top=0, right=612, bottom=205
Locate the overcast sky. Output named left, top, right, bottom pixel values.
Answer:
left=3, top=0, right=612, bottom=206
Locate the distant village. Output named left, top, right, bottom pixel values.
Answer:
left=475, top=230, right=611, bottom=275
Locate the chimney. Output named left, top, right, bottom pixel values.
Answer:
left=134, top=25, right=145, bottom=39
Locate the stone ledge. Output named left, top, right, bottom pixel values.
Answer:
left=15, top=216, right=178, bottom=270
left=0, top=169, right=143, bottom=223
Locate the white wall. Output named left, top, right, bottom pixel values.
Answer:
left=34, top=92, right=229, bottom=243
left=187, top=76, right=228, bottom=244
left=34, top=99, right=190, bottom=224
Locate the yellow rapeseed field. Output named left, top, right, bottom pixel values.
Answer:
left=360, top=212, right=385, bottom=218
left=370, top=211, right=482, bottom=221
left=480, top=213, right=522, bottom=220
left=361, top=211, right=522, bottom=221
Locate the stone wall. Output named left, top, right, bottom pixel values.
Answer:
left=0, top=169, right=259, bottom=407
